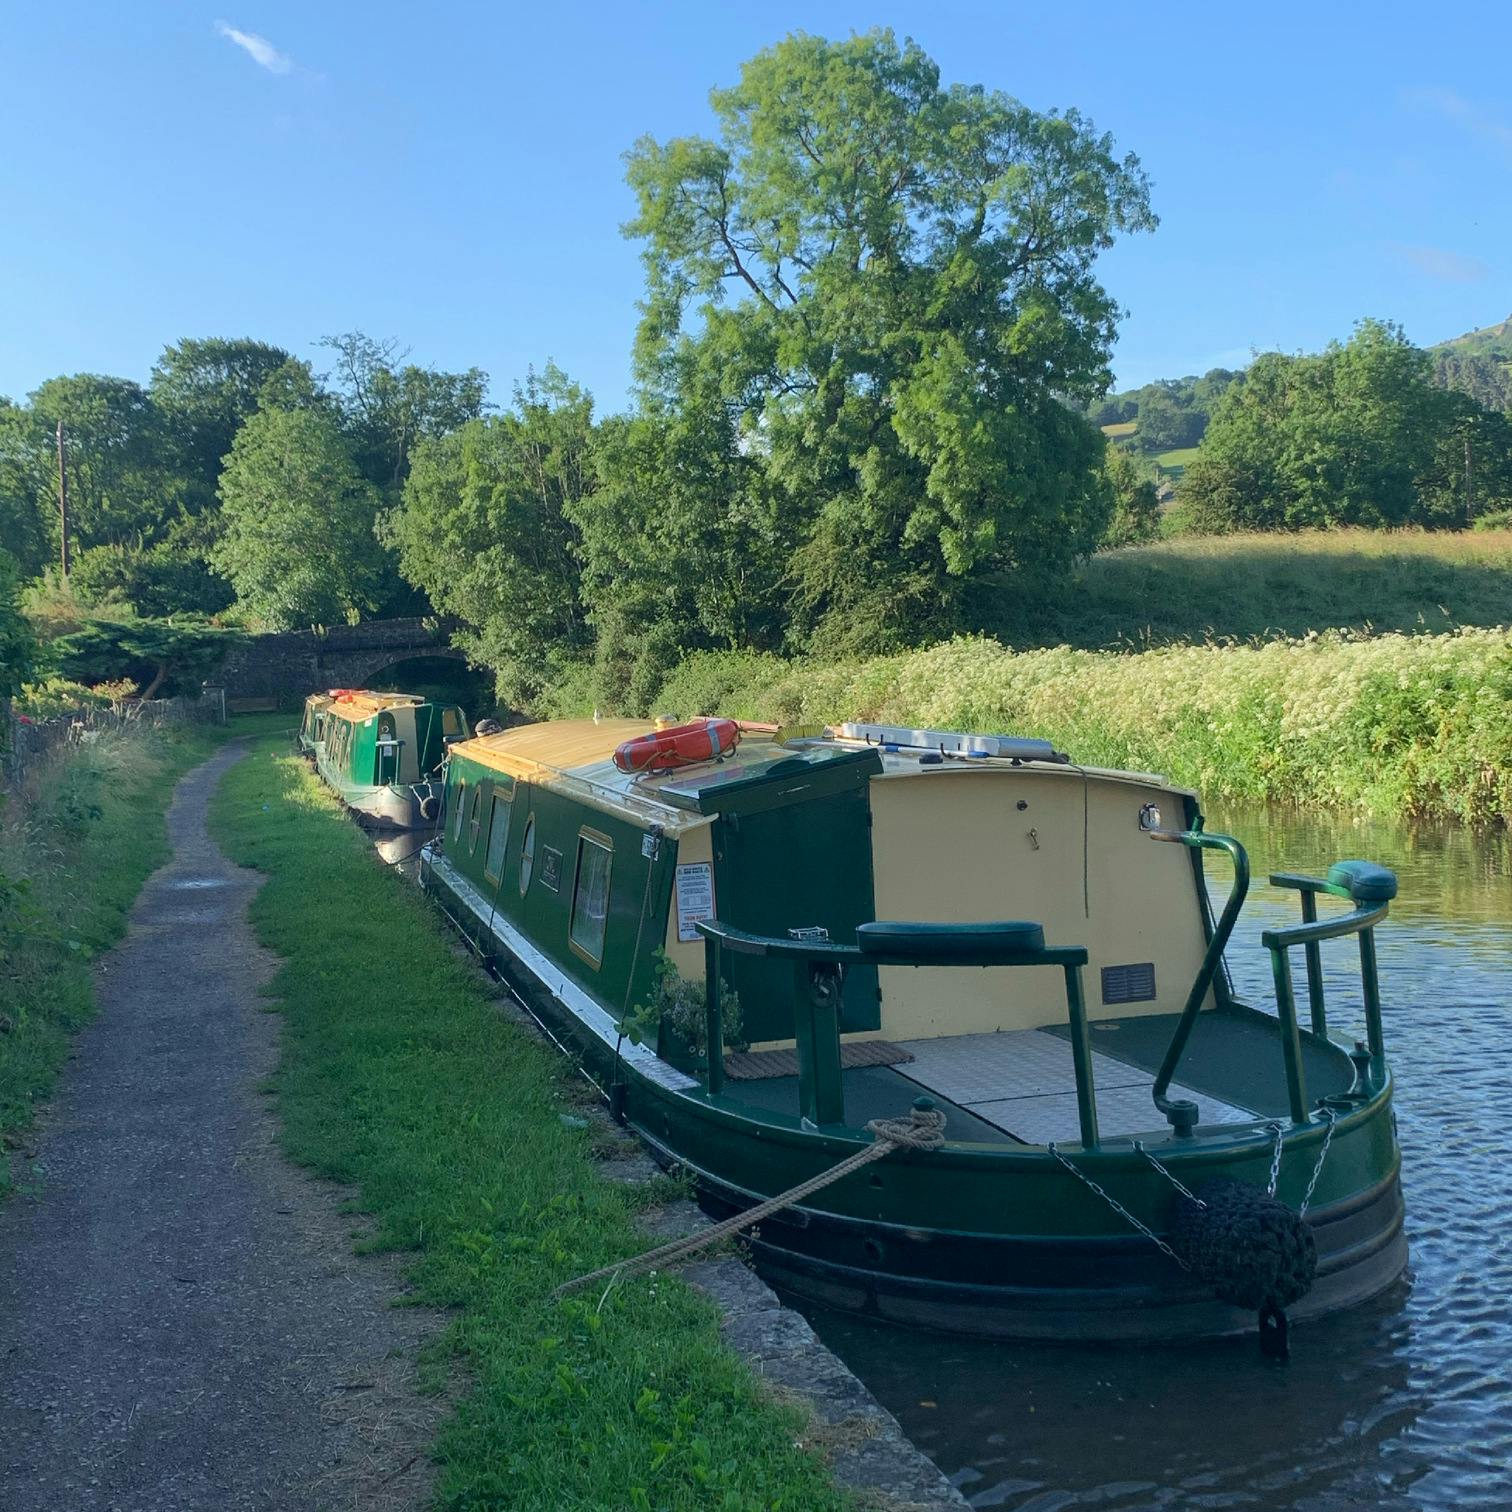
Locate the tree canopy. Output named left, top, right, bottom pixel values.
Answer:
left=384, top=368, right=592, bottom=708
left=150, top=338, right=297, bottom=515
left=1179, top=320, right=1512, bottom=531
left=622, top=28, right=1154, bottom=649
left=212, top=407, right=386, bottom=630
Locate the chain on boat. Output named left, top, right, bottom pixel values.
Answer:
left=1047, top=1142, right=1193, bottom=1271
left=1053, top=1114, right=1340, bottom=1357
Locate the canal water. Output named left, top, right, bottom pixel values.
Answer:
left=795, top=803, right=1512, bottom=1511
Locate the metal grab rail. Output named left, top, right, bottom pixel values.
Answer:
left=696, top=920, right=1098, bottom=1145
left=1264, top=863, right=1396, bottom=1119
left=1143, top=825, right=1250, bottom=1133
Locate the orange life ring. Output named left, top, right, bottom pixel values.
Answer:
left=613, top=719, right=741, bottom=775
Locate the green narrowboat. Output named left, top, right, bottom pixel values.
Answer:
left=420, top=717, right=1407, bottom=1344
left=312, top=689, right=469, bottom=829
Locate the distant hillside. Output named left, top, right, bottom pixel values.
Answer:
left=1431, top=316, right=1512, bottom=412
left=1097, top=320, right=1512, bottom=457
left=1433, top=315, right=1512, bottom=358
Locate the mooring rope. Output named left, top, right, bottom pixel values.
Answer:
left=554, top=1104, right=948, bottom=1298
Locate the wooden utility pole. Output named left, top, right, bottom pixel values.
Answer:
left=56, top=419, right=72, bottom=576
left=1464, top=433, right=1474, bottom=524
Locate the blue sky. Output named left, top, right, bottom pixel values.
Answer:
left=1, top=2, right=1508, bottom=409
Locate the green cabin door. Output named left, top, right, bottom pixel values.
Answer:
left=712, top=786, right=880, bottom=1043
left=376, top=713, right=400, bottom=785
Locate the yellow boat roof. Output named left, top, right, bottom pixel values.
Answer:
left=324, top=691, right=426, bottom=724
left=448, top=718, right=1189, bottom=830
left=451, top=719, right=659, bottom=778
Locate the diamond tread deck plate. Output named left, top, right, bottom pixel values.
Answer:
left=893, top=1028, right=1253, bottom=1144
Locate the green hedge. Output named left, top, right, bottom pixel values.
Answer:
left=629, top=630, right=1512, bottom=825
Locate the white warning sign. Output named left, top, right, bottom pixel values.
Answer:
left=675, top=862, right=716, bottom=943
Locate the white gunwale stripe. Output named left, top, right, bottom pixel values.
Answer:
left=425, top=847, right=699, bottom=1093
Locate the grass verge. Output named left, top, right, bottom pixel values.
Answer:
left=0, top=717, right=227, bottom=1190
left=208, top=736, right=854, bottom=1512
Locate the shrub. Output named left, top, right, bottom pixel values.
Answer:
left=620, top=629, right=1512, bottom=825
left=624, top=951, right=746, bottom=1058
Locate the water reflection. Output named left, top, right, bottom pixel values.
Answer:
left=370, top=826, right=434, bottom=877
left=798, top=802, right=1512, bottom=1511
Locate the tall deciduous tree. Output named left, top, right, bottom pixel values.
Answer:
left=150, top=338, right=297, bottom=514
left=383, top=367, right=591, bottom=707
left=212, top=407, right=384, bottom=630
left=320, top=333, right=489, bottom=490
left=623, top=29, right=1154, bottom=650
left=576, top=386, right=791, bottom=709
left=27, top=375, right=178, bottom=554
left=0, top=400, right=52, bottom=577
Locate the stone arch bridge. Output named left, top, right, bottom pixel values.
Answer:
left=215, top=618, right=469, bottom=711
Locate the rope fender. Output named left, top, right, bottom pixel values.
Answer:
left=554, top=1104, right=947, bottom=1298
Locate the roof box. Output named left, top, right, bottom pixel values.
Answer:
left=830, top=722, right=1068, bottom=764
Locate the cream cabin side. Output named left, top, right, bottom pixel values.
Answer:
left=867, top=765, right=1216, bottom=1040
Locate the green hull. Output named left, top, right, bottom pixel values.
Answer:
left=303, top=691, right=464, bottom=830
left=421, top=843, right=1406, bottom=1341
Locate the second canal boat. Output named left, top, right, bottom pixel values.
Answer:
left=306, top=689, right=469, bottom=829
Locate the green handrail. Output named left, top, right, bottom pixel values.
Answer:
left=1264, top=862, right=1396, bottom=1114
left=696, top=919, right=1097, bottom=1145
left=1144, top=826, right=1250, bottom=1133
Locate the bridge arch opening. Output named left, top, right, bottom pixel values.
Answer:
left=365, top=654, right=496, bottom=722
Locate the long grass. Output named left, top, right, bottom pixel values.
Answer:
left=0, top=718, right=226, bottom=1187
left=208, top=739, right=853, bottom=1512
left=984, top=528, right=1512, bottom=650
left=640, top=628, right=1512, bottom=826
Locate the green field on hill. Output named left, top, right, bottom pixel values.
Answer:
left=983, top=528, right=1512, bottom=650
left=1154, top=446, right=1201, bottom=469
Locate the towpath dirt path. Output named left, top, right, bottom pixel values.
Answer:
left=0, top=744, right=439, bottom=1511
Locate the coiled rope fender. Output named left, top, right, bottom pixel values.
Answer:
left=554, top=1104, right=947, bottom=1298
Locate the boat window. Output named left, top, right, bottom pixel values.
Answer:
left=519, top=815, right=536, bottom=895
left=468, top=786, right=484, bottom=851
left=452, top=780, right=467, bottom=843
left=483, top=794, right=511, bottom=884
left=442, top=707, right=465, bottom=737
left=569, top=830, right=612, bottom=967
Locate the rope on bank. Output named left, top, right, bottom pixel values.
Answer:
left=554, top=1105, right=948, bottom=1298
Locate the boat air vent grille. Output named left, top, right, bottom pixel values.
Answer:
left=1101, top=962, right=1157, bottom=1005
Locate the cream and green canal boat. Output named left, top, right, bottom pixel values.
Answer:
left=420, top=718, right=1406, bottom=1344
left=307, top=689, right=469, bottom=829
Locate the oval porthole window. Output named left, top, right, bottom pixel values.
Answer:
left=519, top=815, right=536, bottom=895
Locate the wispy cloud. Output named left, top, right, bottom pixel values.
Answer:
left=1400, top=86, right=1512, bottom=155
left=216, top=21, right=293, bottom=75
left=1393, top=243, right=1490, bottom=283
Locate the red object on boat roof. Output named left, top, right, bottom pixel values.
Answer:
left=613, top=718, right=741, bottom=775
